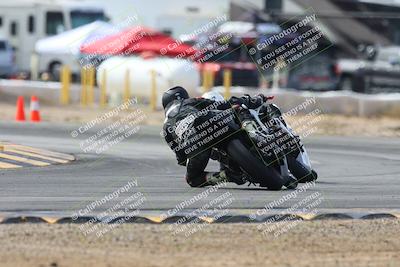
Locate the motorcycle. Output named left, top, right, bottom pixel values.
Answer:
left=196, top=91, right=318, bottom=190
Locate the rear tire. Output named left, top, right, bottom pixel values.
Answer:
left=226, top=139, right=283, bottom=190
left=49, top=61, right=62, bottom=81
left=287, top=155, right=318, bottom=183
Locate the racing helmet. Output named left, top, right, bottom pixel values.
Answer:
left=162, top=86, right=189, bottom=109
left=202, top=91, right=225, bottom=102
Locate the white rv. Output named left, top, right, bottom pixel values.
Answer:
left=0, top=0, right=107, bottom=74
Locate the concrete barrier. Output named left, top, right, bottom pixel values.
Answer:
left=1, top=79, right=400, bottom=117
left=0, top=79, right=85, bottom=104
left=214, top=86, right=400, bottom=117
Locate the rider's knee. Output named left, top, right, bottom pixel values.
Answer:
left=186, top=174, right=206, bottom=188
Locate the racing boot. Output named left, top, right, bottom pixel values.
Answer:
left=204, top=171, right=228, bottom=186
left=204, top=170, right=246, bottom=186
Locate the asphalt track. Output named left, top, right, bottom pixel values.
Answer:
left=0, top=121, right=399, bottom=217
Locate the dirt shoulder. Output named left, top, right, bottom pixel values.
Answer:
left=0, top=100, right=399, bottom=137
left=0, top=219, right=399, bottom=267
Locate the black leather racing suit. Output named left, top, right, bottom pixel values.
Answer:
left=162, top=95, right=265, bottom=187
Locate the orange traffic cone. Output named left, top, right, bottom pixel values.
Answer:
left=30, top=95, right=41, bottom=122
left=15, top=96, right=26, bottom=121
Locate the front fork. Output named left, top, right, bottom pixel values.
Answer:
left=258, top=115, right=313, bottom=176
left=278, top=119, right=312, bottom=171
left=242, top=118, right=295, bottom=186
left=295, top=147, right=312, bottom=171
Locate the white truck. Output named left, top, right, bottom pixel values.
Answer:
left=336, top=46, right=400, bottom=93
left=0, top=36, right=16, bottom=77
left=0, top=0, right=107, bottom=75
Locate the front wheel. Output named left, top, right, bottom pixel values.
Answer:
left=226, top=139, right=284, bottom=190
left=287, top=155, right=318, bottom=183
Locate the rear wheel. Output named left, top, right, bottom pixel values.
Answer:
left=49, top=61, right=62, bottom=81
left=226, top=139, right=283, bottom=190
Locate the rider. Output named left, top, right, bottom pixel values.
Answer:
left=162, top=86, right=270, bottom=188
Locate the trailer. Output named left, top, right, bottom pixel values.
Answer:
left=0, top=0, right=107, bottom=74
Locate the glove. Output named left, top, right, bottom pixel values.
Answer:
left=257, top=94, right=274, bottom=102
left=231, top=104, right=241, bottom=111
left=177, top=154, right=187, bottom=166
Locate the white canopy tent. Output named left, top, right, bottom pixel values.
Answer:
left=32, top=21, right=118, bottom=79
left=35, top=21, right=117, bottom=55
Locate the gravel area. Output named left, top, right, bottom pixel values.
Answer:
left=0, top=219, right=399, bottom=267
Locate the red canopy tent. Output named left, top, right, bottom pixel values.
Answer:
left=80, top=26, right=198, bottom=58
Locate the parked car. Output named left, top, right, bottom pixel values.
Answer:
left=287, top=54, right=338, bottom=91
left=336, top=46, right=400, bottom=93
left=0, top=37, right=15, bottom=78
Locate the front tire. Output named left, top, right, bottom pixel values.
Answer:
left=226, top=139, right=283, bottom=190
left=287, top=155, right=318, bottom=183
